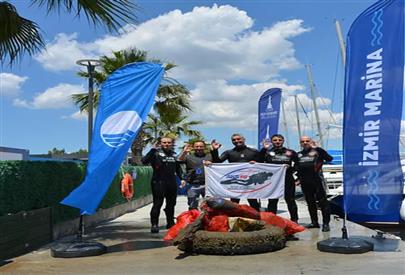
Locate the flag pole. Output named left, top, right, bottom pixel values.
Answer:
left=317, top=18, right=373, bottom=254
left=336, top=19, right=349, bottom=241
left=75, top=59, right=101, bottom=241
left=51, top=59, right=106, bottom=258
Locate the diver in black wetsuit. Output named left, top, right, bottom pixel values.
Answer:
left=260, top=134, right=299, bottom=222
left=295, top=136, right=333, bottom=232
left=210, top=133, right=261, bottom=211
left=142, top=137, right=183, bottom=233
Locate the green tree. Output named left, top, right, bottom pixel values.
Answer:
left=0, top=0, right=137, bottom=65
left=72, top=48, right=202, bottom=164
left=48, top=147, right=66, bottom=156
left=143, top=113, right=202, bottom=145
left=72, top=49, right=191, bottom=115
left=70, top=148, right=88, bottom=155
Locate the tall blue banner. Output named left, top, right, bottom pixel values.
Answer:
left=62, top=62, right=164, bottom=214
left=258, top=88, right=281, bottom=149
left=343, top=0, right=404, bottom=222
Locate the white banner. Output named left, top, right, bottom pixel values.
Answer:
left=205, top=163, right=286, bottom=199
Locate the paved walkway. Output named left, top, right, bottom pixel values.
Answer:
left=1, top=197, right=405, bottom=275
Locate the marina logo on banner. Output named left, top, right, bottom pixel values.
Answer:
left=343, top=0, right=404, bottom=222
left=206, top=163, right=286, bottom=199
left=266, top=95, right=274, bottom=111
left=258, top=88, right=281, bottom=149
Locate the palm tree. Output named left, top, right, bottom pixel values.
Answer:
left=0, top=0, right=137, bottom=65
left=72, top=48, right=202, bottom=164
left=143, top=113, right=203, bottom=145
left=72, top=49, right=190, bottom=114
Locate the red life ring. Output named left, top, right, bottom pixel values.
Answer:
left=121, top=173, right=134, bottom=201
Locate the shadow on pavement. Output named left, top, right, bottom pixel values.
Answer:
left=107, top=240, right=168, bottom=253
left=351, top=236, right=401, bottom=252
left=0, top=260, right=13, bottom=267
left=84, top=222, right=171, bottom=242
left=175, top=252, right=195, bottom=260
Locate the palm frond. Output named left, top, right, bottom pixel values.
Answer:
left=0, top=1, right=45, bottom=65
left=71, top=91, right=99, bottom=112
left=157, top=84, right=190, bottom=97
left=164, top=63, right=176, bottom=71
left=31, top=0, right=138, bottom=32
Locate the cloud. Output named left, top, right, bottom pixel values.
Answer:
left=13, top=83, right=85, bottom=109
left=62, top=110, right=88, bottom=120
left=35, top=33, right=96, bottom=71
left=35, top=4, right=310, bottom=83
left=189, top=79, right=343, bottom=141
left=189, top=80, right=304, bottom=128
left=30, top=4, right=345, bottom=139
left=0, top=73, right=28, bottom=97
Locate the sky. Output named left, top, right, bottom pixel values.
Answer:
left=0, top=0, right=383, bottom=154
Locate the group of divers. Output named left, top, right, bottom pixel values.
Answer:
left=141, top=133, right=333, bottom=234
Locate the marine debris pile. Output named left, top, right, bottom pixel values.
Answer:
left=164, top=198, right=305, bottom=255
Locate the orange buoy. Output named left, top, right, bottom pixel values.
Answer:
left=121, top=173, right=134, bottom=201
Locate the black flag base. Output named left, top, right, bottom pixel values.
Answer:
left=317, top=226, right=374, bottom=254
left=317, top=237, right=374, bottom=254
left=51, top=215, right=107, bottom=258
left=50, top=240, right=107, bottom=258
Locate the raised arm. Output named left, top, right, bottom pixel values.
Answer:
left=210, top=139, right=227, bottom=163
left=318, top=147, right=333, bottom=163
left=258, top=140, right=271, bottom=162
left=177, top=143, right=192, bottom=162
left=142, top=142, right=159, bottom=165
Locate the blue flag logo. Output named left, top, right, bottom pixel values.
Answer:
left=100, top=111, right=142, bottom=148
left=61, top=62, right=164, bottom=214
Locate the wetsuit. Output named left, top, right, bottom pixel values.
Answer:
left=211, top=146, right=261, bottom=211
left=260, top=147, right=299, bottom=222
left=296, top=147, right=333, bottom=226
left=142, top=148, right=183, bottom=227
left=182, top=152, right=212, bottom=209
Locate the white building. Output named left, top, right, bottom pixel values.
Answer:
left=0, top=146, right=29, bottom=161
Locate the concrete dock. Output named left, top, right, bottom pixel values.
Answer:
left=1, top=197, right=404, bottom=275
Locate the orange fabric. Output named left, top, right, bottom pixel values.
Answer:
left=260, top=212, right=305, bottom=236
left=120, top=173, right=134, bottom=201
left=201, top=203, right=260, bottom=220
left=204, top=215, right=229, bottom=232
left=163, top=209, right=200, bottom=241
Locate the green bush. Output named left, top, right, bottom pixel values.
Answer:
left=98, top=165, right=153, bottom=209
left=0, top=161, right=152, bottom=224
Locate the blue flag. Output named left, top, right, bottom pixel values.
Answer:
left=343, top=0, right=404, bottom=222
left=61, top=62, right=164, bottom=214
left=258, top=88, right=281, bottom=149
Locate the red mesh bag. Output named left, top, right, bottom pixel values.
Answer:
left=284, top=219, right=306, bottom=236
left=201, top=201, right=260, bottom=220
left=232, top=204, right=261, bottom=219
left=204, top=215, right=229, bottom=232
left=163, top=209, right=200, bottom=241
left=260, top=212, right=287, bottom=230
left=260, top=212, right=305, bottom=236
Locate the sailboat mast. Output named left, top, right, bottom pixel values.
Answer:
left=281, top=96, right=290, bottom=147
left=294, top=95, right=302, bottom=139
left=335, top=20, right=346, bottom=66
left=305, top=64, right=324, bottom=147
